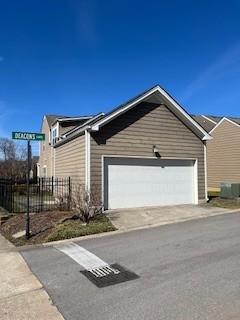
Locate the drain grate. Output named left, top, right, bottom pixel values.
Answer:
left=81, top=264, right=139, bottom=288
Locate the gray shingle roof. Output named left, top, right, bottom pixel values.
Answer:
left=45, top=115, right=66, bottom=126
left=228, top=117, right=240, bottom=125
left=190, top=115, right=216, bottom=133
left=192, top=114, right=240, bottom=133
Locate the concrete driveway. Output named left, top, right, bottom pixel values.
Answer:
left=106, top=204, right=233, bottom=231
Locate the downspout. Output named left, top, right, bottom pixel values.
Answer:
left=85, top=129, right=91, bottom=191
left=204, top=141, right=208, bottom=201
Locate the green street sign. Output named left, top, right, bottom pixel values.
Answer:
left=12, top=131, right=45, bottom=141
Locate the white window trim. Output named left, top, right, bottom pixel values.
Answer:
left=43, top=165, right=47, bottom=177
left=51, top=122, right=59, bottom=145
left=37, top=163, right=40, bottom=177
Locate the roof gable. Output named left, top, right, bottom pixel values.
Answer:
left=90, top=85, right=211, bottom=141
left=45, top=115, right=66, bottom=126
left=209, top=117, right=240, bottom=134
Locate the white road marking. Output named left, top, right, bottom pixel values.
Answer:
left=55, top=242, right=120, bottom=278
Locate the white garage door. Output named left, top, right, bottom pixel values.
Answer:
left=104, top=157, right=197, bottom=209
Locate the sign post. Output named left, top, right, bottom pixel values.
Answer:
left=12, top=131, right=45, bottom=239
left=26, top=141, right=31, bottom=239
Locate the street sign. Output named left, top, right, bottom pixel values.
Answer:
left=12, top=131, right=45, bottom=141
left=11, top=130, right=45, bottom=239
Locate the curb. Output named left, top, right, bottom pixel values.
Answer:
left=17, top=208, right=240, bottom=252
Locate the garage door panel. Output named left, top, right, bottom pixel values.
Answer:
left=104, top=158, right=195, bottom=209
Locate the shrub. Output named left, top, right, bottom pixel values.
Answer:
left=71, top=184, right=103, bottom=223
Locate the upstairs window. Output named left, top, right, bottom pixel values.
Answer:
left=51, top=125, right=58, bottom=145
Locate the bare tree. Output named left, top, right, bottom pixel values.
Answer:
left=0, top=138, right=27, bottom=177
left=71, top=184, right=103, bottom=223
left=0, top=138, right=16, bottom=160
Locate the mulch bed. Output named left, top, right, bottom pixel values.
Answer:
left=0, top=211, right=75, bottom=246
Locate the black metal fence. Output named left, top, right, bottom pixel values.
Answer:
left=0, top=177, right=71, bottom=213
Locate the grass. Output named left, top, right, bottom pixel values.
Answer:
left=208, top=190, right=220, bottom=198
left=46, top=215, right=116, bottom=242
left=0, top=211, right=117, bottom=246
left=207, top=197, right=240, bottom=210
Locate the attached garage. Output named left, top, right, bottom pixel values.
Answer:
left=104, top=157, right=197, bottom=209
left=53, top=85, right=210, bottom=211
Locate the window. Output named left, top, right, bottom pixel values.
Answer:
left=51, top=126, right=58, bottom=145
left=43, top=166, right=47, bottom=177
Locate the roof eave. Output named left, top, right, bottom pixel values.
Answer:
left=90, top=85, right=211, bottom=141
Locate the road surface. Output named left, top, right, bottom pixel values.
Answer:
left=21, top=212, right=240, bottom=320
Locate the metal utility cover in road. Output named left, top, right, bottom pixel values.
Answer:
left=12, top=131, right=45, bottom=141
left=55, top=242, right=139, bottom=287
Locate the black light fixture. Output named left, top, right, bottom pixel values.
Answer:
left=153, top=145, right=161, bottom=158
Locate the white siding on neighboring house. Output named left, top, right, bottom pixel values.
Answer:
left=38, top=116, right=53, bottom=177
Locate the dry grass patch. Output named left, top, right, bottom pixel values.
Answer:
left=207, top=197, right=240, bottom=210
left=0, top=211, right=116, bottom=246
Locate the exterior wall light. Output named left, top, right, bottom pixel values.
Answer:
left=153, top=145, right=159, bottom=153
left=153, top=145, right=161, bottom=158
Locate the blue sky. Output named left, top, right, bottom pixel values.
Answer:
left=1, top=1, right=240, bottom=153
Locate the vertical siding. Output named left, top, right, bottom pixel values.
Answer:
left=55, top=134, right=85, bottom=184
left=207, top=119, right=240, bottom=189
left=38, top=117, right=53, bottom=176
left=90, top=103, right=205, bottom=200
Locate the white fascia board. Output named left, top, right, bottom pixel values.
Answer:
left=91, top=87, right=158, bottom=131
left=209, top=117, right=240, bottom=134
left=91, top=86, right=211, bottom=141
left=156, top=86, right=211, bottom=141
left=58, top=116, right=92, bottom=122
left=201, top=115, right=217, bottom=124
left=64, top=113, right=105, bottom=138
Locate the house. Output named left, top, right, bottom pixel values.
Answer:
left=38, top=114, right=93, bottom=177
left=38, top=85, right=211, bottom=210
left=193, top=115, right=240, bottom=191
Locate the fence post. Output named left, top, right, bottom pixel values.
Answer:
left=68, top=177, right=71, bottom=210
left=40, top=177, right=44, bottom=212
left=10, top=178, right=13, bottom=213
left=51, top=176, right=54, bottom=196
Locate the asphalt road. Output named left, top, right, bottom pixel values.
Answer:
left=21, top=212, right=240, bottom=320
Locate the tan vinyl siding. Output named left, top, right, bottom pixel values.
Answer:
left=207, top=119, right=240, bottom=189
left=55, top=134, right=85, bottom=184
left=90, top=103, right=205, bottom=200
left=59, top=120, right=87, bottom=136
left=59, top=125, right=76, bottom=135
left=38, top=117, right=53, bottom=177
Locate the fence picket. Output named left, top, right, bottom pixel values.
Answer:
left=0, top=177, right=71, bottom=213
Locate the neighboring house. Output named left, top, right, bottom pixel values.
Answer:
left=38, top=114, right=92, bottom=177
left=31, top=155, right=39, bottom=179
left=38, top=85, right=211, bottom=210
left=192, top=115, right=240, bottom=191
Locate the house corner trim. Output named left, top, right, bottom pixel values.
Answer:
left=85, top=130, right=91, bottom=190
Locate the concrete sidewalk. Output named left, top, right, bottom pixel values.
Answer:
left=0, top=234, right=64, bottom=320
